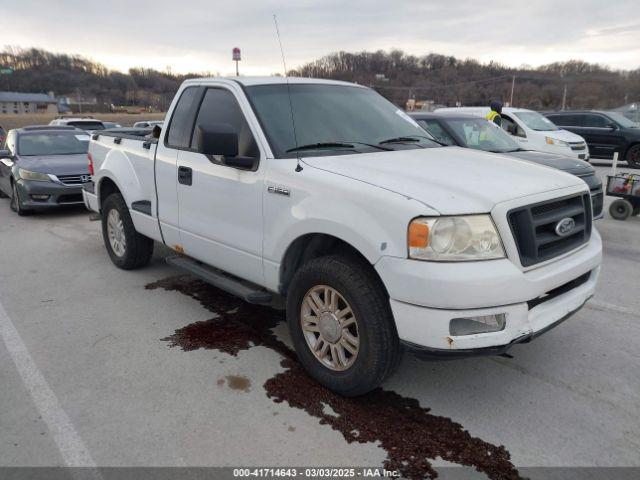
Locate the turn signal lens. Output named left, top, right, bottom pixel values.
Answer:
left=408, top=221, right=429, bottom=248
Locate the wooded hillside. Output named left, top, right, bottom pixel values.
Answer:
left=1, top=47, right=638, bottom=111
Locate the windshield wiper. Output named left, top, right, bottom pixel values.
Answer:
left=286, top=142, right=355, bottom=153
left=379, top=136, right=423, bottom=144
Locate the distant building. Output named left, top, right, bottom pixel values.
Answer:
left=0, top=92, right=58, bottom=115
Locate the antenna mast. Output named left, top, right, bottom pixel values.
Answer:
left=273, top=14, right=302, bottom=172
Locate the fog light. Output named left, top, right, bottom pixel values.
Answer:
left=30, top=194, right=50, bottom=201
left=449, top=314, right=506, bottom=336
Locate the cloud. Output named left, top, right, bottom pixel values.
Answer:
left=3, top=0, right=639, bottom=73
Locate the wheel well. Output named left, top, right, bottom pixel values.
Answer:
left=98, top=178, right=120, bottom=210
left=279, top=233, right=376, bottom=295
left=623, top=142, right=640, bottom=159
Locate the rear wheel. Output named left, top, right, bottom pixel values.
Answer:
left=609, top=199, right=633, bottom=221
left=286, top=254, right=400, bottom=396
left=10, top=181, right=31, bottom=216
left=626, top=144, right=640, bottom=168
left=101, top=193, right=154, bottom=269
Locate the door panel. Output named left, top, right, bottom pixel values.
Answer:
left=177, top=150, right=263, bottom=284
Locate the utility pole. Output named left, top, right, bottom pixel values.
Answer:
left=509, top=74, right=515, bottom=106
left=561, top=84, right=567, bottom=111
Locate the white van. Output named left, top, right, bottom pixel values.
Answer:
left=435, top=107, right=589, bottom=160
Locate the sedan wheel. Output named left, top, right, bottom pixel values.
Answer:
left=300, top=285, right=359, bottom=371
left=627, top=145, right=640, bottom=168
left=10, top=182, right=30, bottom=216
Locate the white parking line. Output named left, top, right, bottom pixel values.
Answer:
left=0, top=300, right=96, bottom=467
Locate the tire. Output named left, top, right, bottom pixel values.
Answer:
left=609, top=199, right=633, bottom=221
left=101, top=193, right=154, bottom=269
left=631, top=201, right=640, bottom=216
left=286, top=254, right=401, bottom=396
left=626, top=144, right=640, bottom=168
left=10, top=181, right=31, bottom=216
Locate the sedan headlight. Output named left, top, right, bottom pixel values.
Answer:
left=17, top=168, right=52, bottom=182
left=545, top=137, right=569, bottom=147
left=408, top=215, right=505, bottom=261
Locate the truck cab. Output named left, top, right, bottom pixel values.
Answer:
left=84, top=78, right=602, bottom=396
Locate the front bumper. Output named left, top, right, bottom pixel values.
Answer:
left=16, top=179, right=85, bottom=209
left=82, top=182, right=99, bottom=212
left=376, top=230, right=601, bottom=352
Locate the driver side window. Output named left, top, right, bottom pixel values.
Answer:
left=501, top=116, right=525, bottom=137
left=190, top=88, right=259, bottom=159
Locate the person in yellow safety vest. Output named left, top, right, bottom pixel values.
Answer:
left=486, top=100, right=503, bottom=126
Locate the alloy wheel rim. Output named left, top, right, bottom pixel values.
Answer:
left=11, top=184, right=19, bottom=212
left=300, top=285, right=359, bottom=371
left=107, top=209, right=126, bottom=257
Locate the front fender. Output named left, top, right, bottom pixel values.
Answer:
left=262, top=159, right=436, bottom=291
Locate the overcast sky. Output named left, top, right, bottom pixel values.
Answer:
left=3, top=0, right=639, bottom=74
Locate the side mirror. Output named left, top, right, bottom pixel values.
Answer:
left=605, top=123, right=617, bottom=130
left=194, top=123, right=257, bottom=169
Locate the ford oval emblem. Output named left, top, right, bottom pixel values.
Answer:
left=555, top=217, right=576, bottom=237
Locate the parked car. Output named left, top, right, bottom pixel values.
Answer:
left=0, top=126, right=92, bottom=215
left=0, top=124, right=6, bottom=146
left=410, top=112, right=604, bottom=218
left=49, top=117, right=106, bottom=133
left=132, top=120, right=163, bottom=129
left=84, top=77, right=601, bottom=396
left=436, top=106, right=590, bottom=160
left=544, top=110, right=640, bottom=167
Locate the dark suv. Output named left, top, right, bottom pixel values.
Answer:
left=544, top=110, right=640, bottom=166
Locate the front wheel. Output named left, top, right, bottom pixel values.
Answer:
left=10, top=181, right=31, bottom=216
left=101, top=193, right=154, bottom=269
left=626, top=144, right=640, bottom=168
left=286, top=254, right=400, bottom=396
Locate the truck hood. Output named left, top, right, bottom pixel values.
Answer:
left=502, top=150, right=594, bottom=176
left=16, top=154, right=89, bottom=176
left=302, top=147, right=584, bottom=214
left=544, top=129, right=585, bottom=143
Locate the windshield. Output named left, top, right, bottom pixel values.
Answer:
left=606, top=111, right=639, bottom=128
left=18, top=132, right=90, bottom=156
left=245, top=84, right=440, bottom=158
left=446, top=118, right=521, bottom=153
left=67, top=121, right=105, bottom=131
left=513, top=111, right=559, bottom=131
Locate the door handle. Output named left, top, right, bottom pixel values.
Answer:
left=178, top=166, right=192, bottom=186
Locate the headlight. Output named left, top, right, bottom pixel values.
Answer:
left=545, top=137, right=569, bottom=147
left=17, top=168, right=52, bottom=182
left=408, top=215, right=505, bottom=261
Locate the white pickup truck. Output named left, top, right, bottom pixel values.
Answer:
left=84, top=77, right=602, bottom=396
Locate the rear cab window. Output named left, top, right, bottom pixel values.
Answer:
left=165, top=86, right=201, bottom=149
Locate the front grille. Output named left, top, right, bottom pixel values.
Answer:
left=527, top=271, right=592, bottom=310
left=508, top=193, right=592, bottom=267
left=569, top=142, right=586, bottom=151
left=57, top=174, right=90, bottom=185
left=57, top=194, right=83, bottom=204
